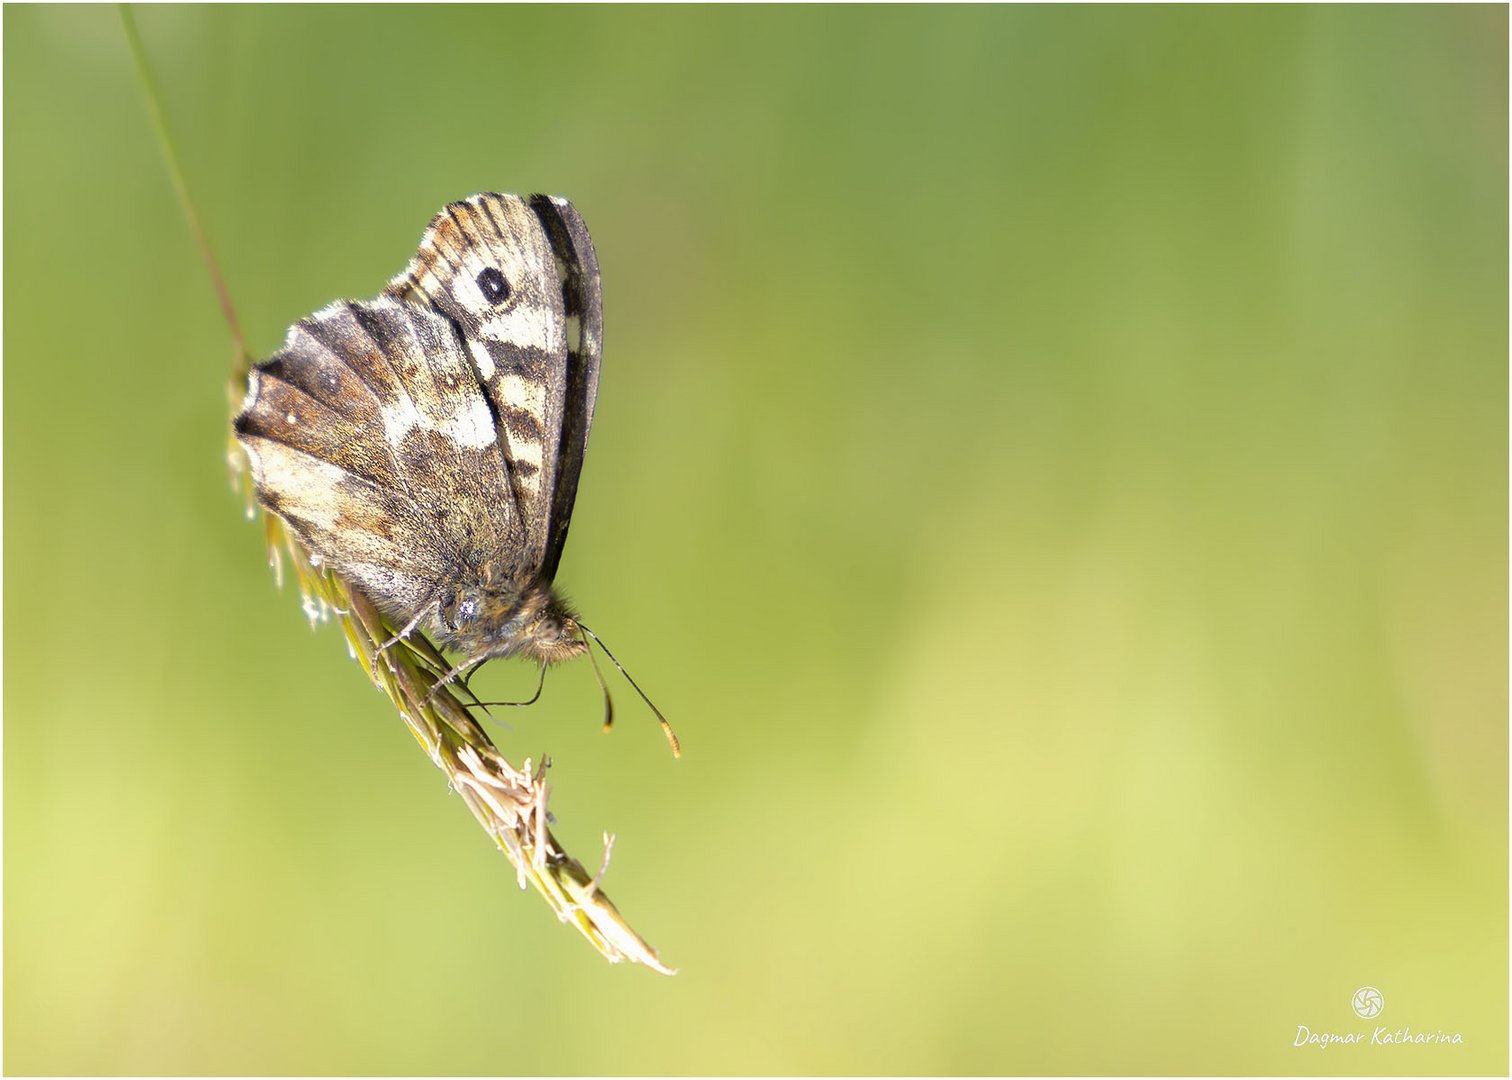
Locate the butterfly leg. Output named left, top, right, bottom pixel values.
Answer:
left=397, top=649, right=495, bottom=718
left=372, top=597, right=439, bottom=664
left=422, top=651, right=494, bottom=707
left=370, top=598, right=496, bottom=715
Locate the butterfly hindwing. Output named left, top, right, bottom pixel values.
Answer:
left=385, top=192, right=600, bottom=588
left=236, top=296, right=525, bottom=623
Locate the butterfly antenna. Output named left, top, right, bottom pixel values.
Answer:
left=581, top=628, right=616, bottom=733
left=578, top=623, right=680, bottom=758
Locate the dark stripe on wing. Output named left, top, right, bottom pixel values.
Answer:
left=300, top=302, right=411, bottom=408
left=236, top=369, right=400, bottom=490
left=262, top=323, right=384, bottom=424
left=527, top=194, right=603, bottom=584
left=445, top=204, right=475, bottom=250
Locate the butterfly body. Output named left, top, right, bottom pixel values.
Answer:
left=236, top=193, right=603, bottom=678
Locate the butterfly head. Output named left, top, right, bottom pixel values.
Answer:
left=444, top=580, right=588, bottom=667
left=436, top=578, right=680, bottom=759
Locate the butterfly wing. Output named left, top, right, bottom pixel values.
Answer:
left=526, top=195, right=603, bottom=583
left=235, top=296, right=525, bottom=624
left=385, top=193, right=602, bottom=587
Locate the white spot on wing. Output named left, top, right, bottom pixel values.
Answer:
left=465, top=336, right=495, bottom=380
left=242, top=438, right=353, bottom=533
left=439, top=396, right=498, bottom=449
left=483, top=302, right=564, bottom=354
left=240, top=369, right=261, bottom=413
left=381, top=396, right=421, bottom=443
left=379, top=375, right=496, bottom=450
left=497, top=373, right=546, bottom=495
left=499, top=374, right=548, bottom=455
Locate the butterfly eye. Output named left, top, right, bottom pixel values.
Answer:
left=476, top=267, right=511, bottom=304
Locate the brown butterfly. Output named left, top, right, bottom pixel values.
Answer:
left=235, top=193, right=677, bottom=754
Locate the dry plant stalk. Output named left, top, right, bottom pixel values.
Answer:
left=120, top=2, right=672, bottom=976
left=237, top=470, right=674, bottom=974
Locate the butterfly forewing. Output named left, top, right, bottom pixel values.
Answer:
left=385, top=193, right=598, bottom=587
left=526, top=194, right=603, bottom=583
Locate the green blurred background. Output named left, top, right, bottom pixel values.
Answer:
left=4, top=4, right=1506, bottom=1075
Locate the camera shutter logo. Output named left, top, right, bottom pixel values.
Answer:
left=1352, top=986, right=1384, bottom=1019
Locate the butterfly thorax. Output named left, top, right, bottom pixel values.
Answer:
left=436, top=579, right=588, bottom=666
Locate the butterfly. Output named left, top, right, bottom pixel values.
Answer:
left=235, top=193, right=677, bottom=754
